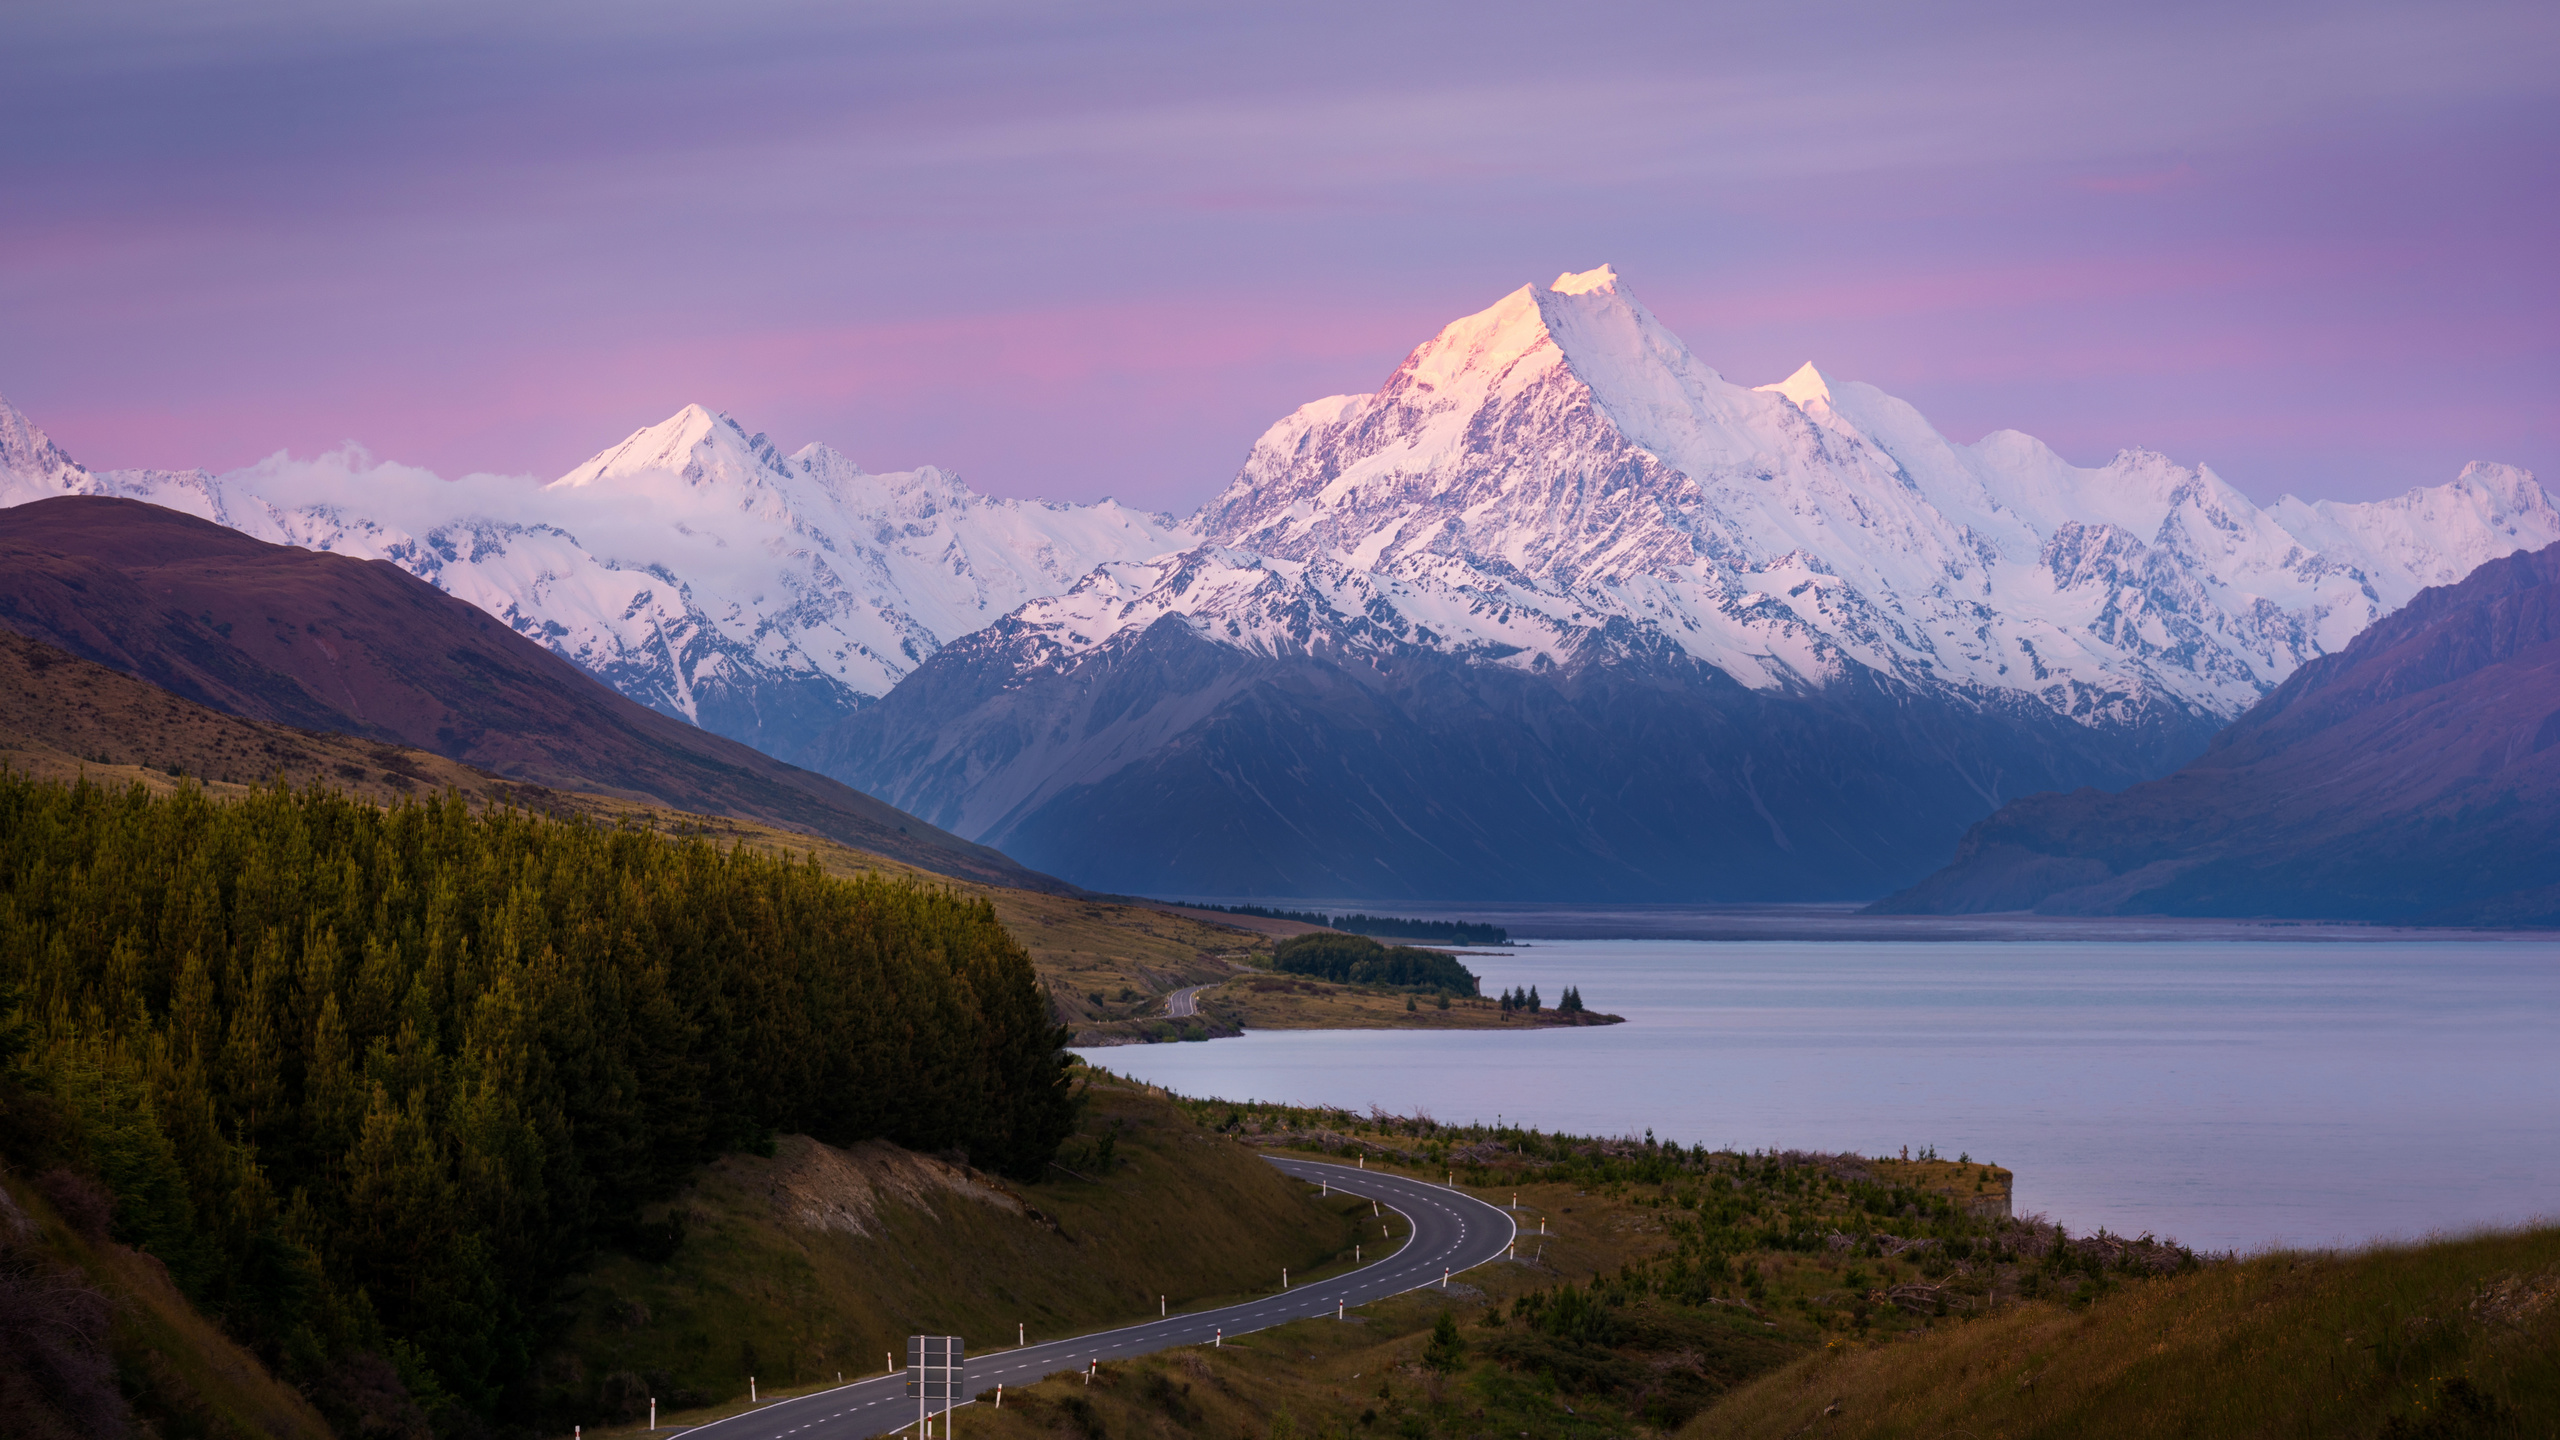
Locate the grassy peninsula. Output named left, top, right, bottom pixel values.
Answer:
left=1072, top=933, right=1623, bottom=1046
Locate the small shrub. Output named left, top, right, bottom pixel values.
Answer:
left=1423, top=1310, right=1468, bottom=1372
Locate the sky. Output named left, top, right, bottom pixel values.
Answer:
left=3, top=0, right=2554, bottom=513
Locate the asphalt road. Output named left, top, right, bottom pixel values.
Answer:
left=665, top=1155, right=1515, bottom=1440
left=1164, top=984, right=1214, bottom=1018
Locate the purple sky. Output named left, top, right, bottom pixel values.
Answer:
left=5, top=0, right=2554, bottom=512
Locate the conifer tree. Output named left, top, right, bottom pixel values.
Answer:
left=0, top=772, right=1079, bottom=1418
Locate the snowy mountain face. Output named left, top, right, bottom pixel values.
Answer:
left=5, top=266, right=2551, bottom=898
left=802, top=266, right=2558, bottom=898
left=1002, top=266, right=2558, bottom=735
left=0, top=402, right=1191, bottom=756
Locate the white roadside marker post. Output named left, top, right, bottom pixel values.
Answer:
left=996, top=1386, right=1003, bottom=1410
left=1283, top=1268, right=1288, bottom=1288
left=1337, top=1298, right=1344, bottom=1319
left=751, top=1378, right=757, bottom=1403
left=1161, top=1295, right=1167, bottom=1316
left=1018, top=1324, right=1025, bottom=1348
left=1216, top=1328, right=1222, bottom=1347
left=1442, top=1268, right=1450, bottom=1287
left=650, top=1398, right=656, bottom=1431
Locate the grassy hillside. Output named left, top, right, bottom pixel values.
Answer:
left=0, top=624, right=1281, bottom=1030
left=0, top=499, right=1060, bottom=891
left=4, top=627, right=1581, bottom=1049
left=920, top=1098, right=2558, bottom=1440
left=552, top=1076, right=1364, bottom=1428
left=1685, top=1225, right=2560, bottom=1439
left=2, top=1142, right=334, bottom=1439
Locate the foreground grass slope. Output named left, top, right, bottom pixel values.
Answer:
left=555, top=1076, right=1361, bottom=1427
left=1687, top=1225, right=2560, bottom=1439
left=887, top=1199, right=2560, bottom=1440
left=957, top=1104, right=2557, bottom=1440
left=2, top=1159, right=333, bottom=1440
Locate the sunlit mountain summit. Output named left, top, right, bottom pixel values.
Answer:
left=2, top=266, right=2551, bottom=897
left=797, top=266, right=2558, bottom=897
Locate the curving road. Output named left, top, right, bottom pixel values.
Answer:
left=667, top=1156, right=1514, bottom=1440
left=1164, top=984, right=1215, bottom=1018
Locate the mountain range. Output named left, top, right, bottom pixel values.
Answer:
left=6, top=265, right=2553, bottom=898
left=1875, top=539, right=2560, bottom=925
left=799, top=268, right=2557, bottom=897
left=0, top=399, right=1185, bottom=757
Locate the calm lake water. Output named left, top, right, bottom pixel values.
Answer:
left=1079, top=931, right=2560, bottom=1254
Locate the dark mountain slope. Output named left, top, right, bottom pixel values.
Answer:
left=803, top=614, right=2191, bottom=902
left=0, top=495, right=1064, bottom=891
left=1873, top=542, right=2560, bottom=925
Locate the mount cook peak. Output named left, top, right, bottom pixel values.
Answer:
left=4, top=266, right=2552, bottom=898
left=796, top=266, right=2558, bottom=898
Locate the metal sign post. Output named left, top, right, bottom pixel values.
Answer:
left=906, top=1335, right=966, bottom=1440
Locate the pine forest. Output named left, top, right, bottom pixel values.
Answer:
left=0, top=774, right=1079, bottom=1418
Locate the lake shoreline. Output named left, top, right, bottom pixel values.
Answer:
left=1077, top=933, right=2560, bottom=1253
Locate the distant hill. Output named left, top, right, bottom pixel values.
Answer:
left=0, top=623, right=553, bottom=808
left=1873, top=541, right=2560, bottom=925
left=0, top=621, right=1292, bottom=1050
left=0, top=495, right=1066, bottom=892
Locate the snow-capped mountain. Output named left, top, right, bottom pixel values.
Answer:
left=0, top=400, right=1191, bottom=755
left=801, top=266, right=2557, bottom=899
left=998, top=267, right=2554, bottom=733
left=6, top=265, right=2551, bottom=898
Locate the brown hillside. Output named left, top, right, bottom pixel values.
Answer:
left=0, top=624, right=1267, bottom=1024
left=1875, top=541, right=2560, bottom=925
left=0, top=495, right=1063, bottom=891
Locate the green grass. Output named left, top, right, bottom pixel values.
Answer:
left=1, top=1169, right=334, bottom=1440
left=1682, top=1225, right=2560, bottom=1439
left=548, top=1077, right=1364, bottom=1428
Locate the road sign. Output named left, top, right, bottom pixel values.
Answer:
left=906, top=1335, right=966, bottom=1407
